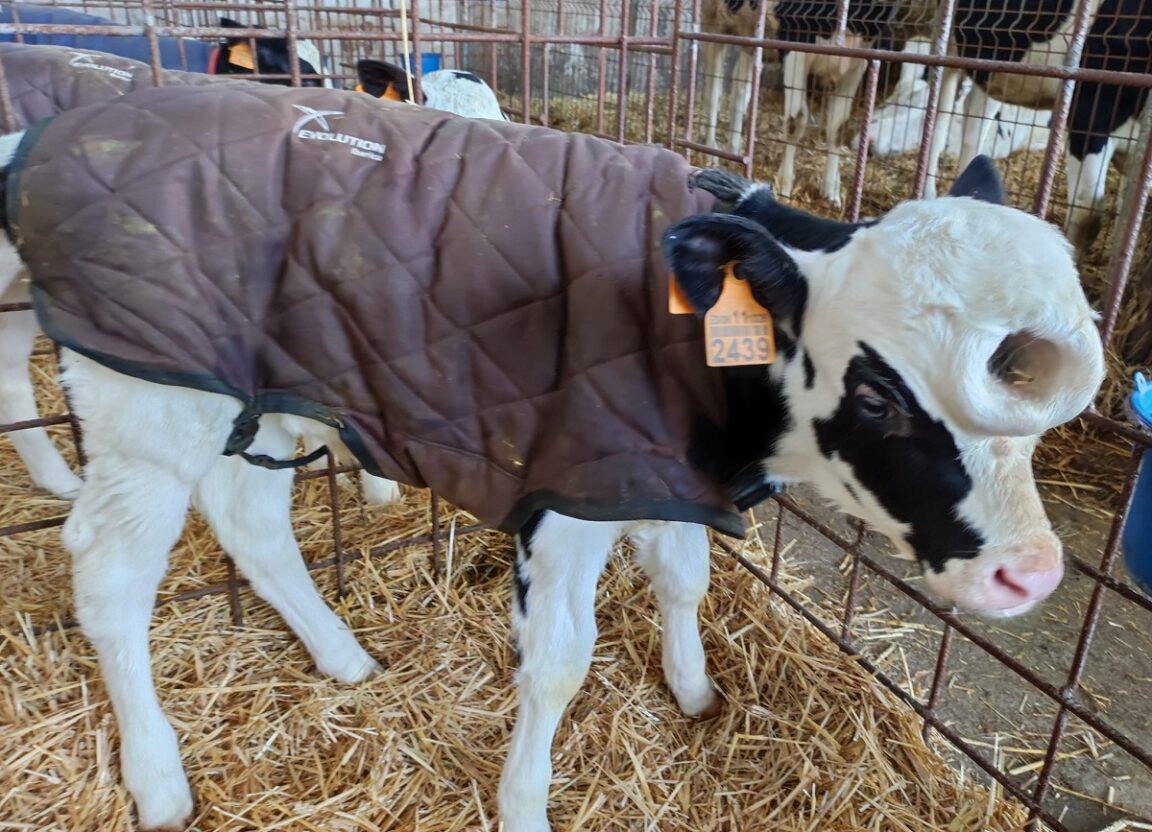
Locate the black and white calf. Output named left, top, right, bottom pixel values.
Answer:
left=355, top=58, right=508, bottom=121
left=772, top=0, right=927, bottom=206
left=923, top=0, right=1150, bottom=249
left=8, top=145, right=1103, bottom=832
left=0, top=19, right=329, bottom=501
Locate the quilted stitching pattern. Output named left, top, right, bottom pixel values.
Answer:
left=0, top=42, right=248, bottom=132
left=12, top=77, right=746, bottom=537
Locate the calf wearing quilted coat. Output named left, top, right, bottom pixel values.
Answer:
left=1, top=80, right=1106, bottom=831
left=0, top=42, right=247, bottom=498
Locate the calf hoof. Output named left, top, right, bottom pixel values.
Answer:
left=675, top=681, right=723, bottom=720
left=133, top=775, right=194, bottom=832
left=123, top=724, right=193, bottom=832
left=317, top=644, right=383, bottom=684
left=1067, top=213, right=1103, bottom=255
left=497, top=802, right=551, bottom=832
left=694, top=688, right=724, bottom=720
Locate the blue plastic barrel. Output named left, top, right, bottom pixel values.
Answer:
left=1123, top=372, right=1152, bottom=596
left=404, top=51, right=442, bottom=76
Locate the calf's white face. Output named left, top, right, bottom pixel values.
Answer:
left=664, top=158, right=1105, bottom=617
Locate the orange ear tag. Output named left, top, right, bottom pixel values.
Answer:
left=354, top=82, right=365, bottom=93
left=668, top=272, right=695, bottom=315
left=227, top=42, right=256, bottom=70
left=702, top=262, right=776, bottom=367
left=382, top=82, right=403, bottom=101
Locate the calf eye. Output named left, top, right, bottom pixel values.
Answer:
left=853, top=382, right=912, bottom=437
left=855, top=387, right=892, bottom=421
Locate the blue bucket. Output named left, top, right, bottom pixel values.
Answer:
left=404, top=51, right=442, bottom=76
left=1123, top=372, right=1152, bottom=596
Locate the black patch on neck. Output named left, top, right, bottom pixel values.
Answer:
left=802, top=351, right=816, bottom=389
left=812, top=343, right=984, bottom=571
left=517, top=510, right=547, bottom=558
left=690, top=365, right=790, bottom=512
left=451, top=70, right=483, bottom=83
left=736, top=187, right=873, bottom=254
left=514, top=561, right=530, bottom=616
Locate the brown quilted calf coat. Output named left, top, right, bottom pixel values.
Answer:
left=6, top=82, right=748, bottom=537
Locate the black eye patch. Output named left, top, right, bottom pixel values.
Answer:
left=813, top=342, right=984, bottom=571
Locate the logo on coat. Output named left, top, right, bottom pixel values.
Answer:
left=291, top=105, right=386, bottom=162
left=68, top=52, right=134, bottom=82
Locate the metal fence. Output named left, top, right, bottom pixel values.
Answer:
left=0, top=0, right=1149, bottom=829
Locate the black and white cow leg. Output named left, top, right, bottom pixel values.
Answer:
left=498, top=512, right=618, bottom=832
left=628, top=521, right=721, bottom=718
left=58, top=352, right=234, bottom=831
left=1065, top=140, right=1116, bottom=253
left=193, top=419, right=382, bottom=684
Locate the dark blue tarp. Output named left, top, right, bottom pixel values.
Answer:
left=0, top=3, right=215, bottom=72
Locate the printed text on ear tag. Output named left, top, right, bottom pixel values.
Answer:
left=668, top=272, right=695, bottom=315
left=703, top=263, right=776, bottom=367
left=228, top=42, right=256, bottom=70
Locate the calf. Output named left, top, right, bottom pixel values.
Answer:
left=920, top=0, right=1150, bottom=250
left=355, top=57, right=508, bottom=120
left=0, top=80, right=1103, bottom=832
left=772, top=0, right=935, bottom=206
left=0, top=4, right=327, bottom=85
left=698, top=0, right=771, bottom=156
left=0, top=43, right=394, bottom=503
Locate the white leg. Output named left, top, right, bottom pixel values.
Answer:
left=822, top=58, right=869, bottom=207
left=703, top=42, right=726, bottom=150
left=498, top=513, right=620, bottom=832
left=60, top=352, right=241, bottom=831
left=777, top=50, right=809, bottom=200
left=301, top=435, right=402, bottom=506
left=922, top=68, right=961, bottom=199
left=360, top=469, right=403, bottom=505
left=958, top=82, right=999, bottom=170
left=1065, top=141, right=1115, bottom=252
left=0, top=252, right=83, bottom=498
left=728, top=48, right=756, bottom=155
left=192, top=418, right=380, bottom=683
left=628, top=521, right=720, bottom=718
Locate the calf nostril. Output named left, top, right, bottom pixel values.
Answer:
left=993, top=567, right=1029, bottom=599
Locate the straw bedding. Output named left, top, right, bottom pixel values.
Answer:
left=0, top=348, right=1033, bottom=830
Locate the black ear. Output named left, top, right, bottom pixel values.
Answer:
left=949, top=155, right=1005, bottom=204
left=356, top=59, right=413, bottom=100
left=218, top=17, right=253, bottom=39
left=662, top=214, right=806, bottom=320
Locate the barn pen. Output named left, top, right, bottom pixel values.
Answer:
left=0, top=0, right=1149, bottom=830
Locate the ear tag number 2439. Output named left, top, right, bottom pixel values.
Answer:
left=669, top=262, right=776, bottom=367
